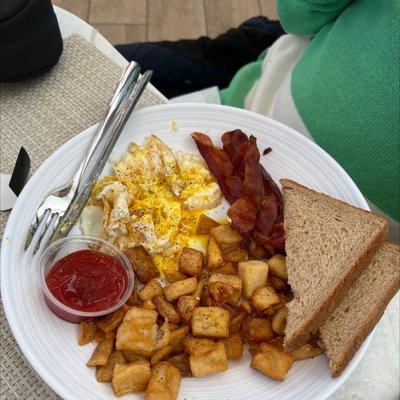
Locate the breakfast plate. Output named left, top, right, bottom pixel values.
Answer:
left=1, top=104, right=372, bottom=400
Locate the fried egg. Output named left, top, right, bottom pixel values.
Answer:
left=81, top=135, right=222, bottom=271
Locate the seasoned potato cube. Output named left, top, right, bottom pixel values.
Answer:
left=112, top=361, right=151, bottom=396
left=153, top=296, right=181, bottom=324
left=96, top=309, right=125, bottom=333
left=122, top=350, right=147, bottom=363
left=145, top=362, right=181, bottom=400
left=196, top=214, right=219, bottom=234
left=214, top=263, right=237, bottom=275
left=267, top=254, right=287, bottom=279
left=268, top=337, right=284, bottom=350
left=78, top=321, right=98, bottom=345
left=126, top=288, right=138, bottom=306
left=247, top=342, right=260, bottom=356
left=221, top=333, right=243, bottom=359
left=206, top=237, right=223, bottom=270
left=179, top=247, right=204, bottom=277
left=191, top=307, right=230, bottom=338
left=289, top=343, right=323, bottom=360
left=116, top=317, right=157, bottom=357
left=251, top=286, right=280, bottom=312
left=229, top=311, right=246, bottom=333
left=251, top=343, right=294, bottom=381
left=93, top=329, right=106, bottom=343
left=139, top=279, right=164, bottom=302
left=163, top=269, right=187, bottom=283
left=189, top=342, right=228, bottom=377
left=269, top=275, right=289, bottom=292
left=206, top=281, right=234, bottom=306
left=222, top=247, right=248, bottom=263
left=193, top=280, right=204, bottom=299
left=177, top=295, right=198, bottom=321
left=87, top=333, right=115, bottom=367
left=167, top=353, right=192, bottom=377
left=239, top=298, right=253, bottom=314
left=124, top=306, right=158, bottom=324
left=209, top=225, right=242, bottom=250
left=96, top=351, right=126, bottom=383
left=263, top=294, right=286, bottom=316
left=238, top=260, right=269, bottom=298
left=142, top=299, right=156, bottom=310
left=209, top=273, right=242, bottom=304
left=242, top=317, right=274, bottom=343
left=164, top=277, right=198, bottom=302
left=182, top=337, right=216, bottom=355
left=124, top=246, right=159, bottom=283
left=271, top=307, right=288, bottom=336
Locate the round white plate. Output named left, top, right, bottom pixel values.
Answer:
left=2, top=104, right=371, bottom=400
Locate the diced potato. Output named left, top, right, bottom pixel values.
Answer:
left=263, top=294, right=286, bottom=316
left=163, top=269, right=187, bottom=283
left=93, top=329, right=106, bottom=343
left=206, top=281, right=234, bottom=306
left=241, top=317, right=274, bottom=343
left=126, top=288, right=138, bottom=306
left=78, top=321, right=98, bottom=345
left=251, top=343, right=294, bottom=381
left=238, top=298, right=253, bottom=314
left=139, top=279, right=164, bottom=302
left=122, top=350, right=148, bottom=363
left=145, top=362, right=181, bottom=400
left=214, top=263, right=237, bottom=275
left=196, top=214, right=219, bottom=234
left=206, top=237, right=223, bottom=270
left=191, top=307, right=230, bottom=338
left=124, top=246, right=159, bottom=283
left=116, top=310, right=157, bottom=357
left=87, top=333, right=115, bottom=367
left=124, top=307, right=158, bottom=324
left=209, top=273, right=242, bottom=304
left=268, top=337, right=284, bottom=350
left=251, top=286, right=280, bottom=312
left=289, top=343, right=323, bottom=360
left=120, top=304, right=130, bottom=313
left=222, top=247, right=248, bottom=263
left=193, top=280, right=204, bottom=300
left=229, top=311, right=246, bottom=333
left=247, top=342, right=260, bottom=356
left=209, top=225, right=242, bottom=250
left=267, top=254, right=287, bottom=279
left=164, top=277, right=198, bottom=302
left=177, top=295, right=198, bottom=321
left=271, top=307, right=288, bottom=336
left=269, top=275, right=289, bottom=292
left=221, top=333, right=243, bottom=359
left=238, top=260, right=269, bottom=298
left=142, top=299, right=157, bottom=310
left=167, top=353, right=192, bottom=377
left=96, top=309, right=125, bottom=333
left=189, top=342, right=228, bottom=377
left=112, top=361, right=151, bottom=396
left=179, top=247, right=204, bottom=277
left=182, top=337, right=216, bottom=356
left=153, top=296, right=181, bottom=324
left=96, top=351, right=126, bottom=383
left=169, top=325, right=190, bottom=344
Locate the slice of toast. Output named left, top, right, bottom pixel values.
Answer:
left=319, top=242, right=400, bottom=377
left=281, top=179, right=388, bottom=352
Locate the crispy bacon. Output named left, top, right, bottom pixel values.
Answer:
left=192, top=130, right=285, bottom=254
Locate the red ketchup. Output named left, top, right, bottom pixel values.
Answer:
left=45, top=249, right=127, bottom=322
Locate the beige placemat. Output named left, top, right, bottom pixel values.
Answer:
left=0, top=34, right=165, bottom=400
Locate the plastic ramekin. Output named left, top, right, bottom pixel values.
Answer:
left=39, top=236, right=134, bottom=323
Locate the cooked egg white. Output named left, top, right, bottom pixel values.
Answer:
left=81, top=135, right=222, bottom=272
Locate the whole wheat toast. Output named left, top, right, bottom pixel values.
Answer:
left=281, top=179, right=388, bottom=352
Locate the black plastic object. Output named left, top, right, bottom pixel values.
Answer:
left=9, top=147, right=31, bottom=196
left=0, top=0, right=63, bottom=80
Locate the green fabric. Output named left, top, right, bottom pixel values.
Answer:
left=278, top=0, right=400, bottom=221
left=220, top=50, right=267, bottom=108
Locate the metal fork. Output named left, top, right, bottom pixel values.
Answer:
left=24, top=62, right=152, bottom=254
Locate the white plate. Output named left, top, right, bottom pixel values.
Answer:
left=1, top=104, right=371, bottom=400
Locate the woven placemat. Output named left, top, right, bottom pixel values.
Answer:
left=0, top=34, right=165, bottom=400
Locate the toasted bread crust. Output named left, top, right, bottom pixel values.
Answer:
left=281, top=179, right=389, bottom=352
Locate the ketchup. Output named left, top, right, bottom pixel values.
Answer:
left=45, top=249, right=127, bottom=312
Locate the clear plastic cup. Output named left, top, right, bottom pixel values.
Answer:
left=39, top=236, right=134, bottom=323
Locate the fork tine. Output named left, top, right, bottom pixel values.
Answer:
left=31, top=211, right=56, bottom=255
left=33, top=213, right=60, bottom=255
left=24, top=209, right=49, bottom=251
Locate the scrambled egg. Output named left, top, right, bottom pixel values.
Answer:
left=81, top=135, right=222, bottom=271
